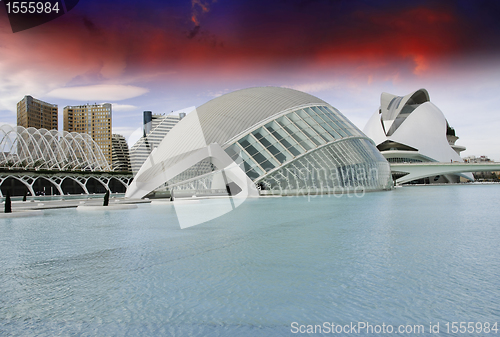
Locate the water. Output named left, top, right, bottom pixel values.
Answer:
left=1, top=185, right=499, bottom=336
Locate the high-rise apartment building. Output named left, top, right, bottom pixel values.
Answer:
left=130, top=111, right=184, bottom=174
left=111, top=134, right=131, bottom=172
left=63, top=103, right=112, bottom=165
left=17, top=95, right=58, bottom=130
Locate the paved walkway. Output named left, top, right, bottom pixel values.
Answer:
left=3, top=197, right=151, bottom=212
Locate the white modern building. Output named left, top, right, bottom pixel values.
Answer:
left=126, top=87, right=393, bottom=199
left=363, top=88, right=473, bottom=183
left=129, top=112, right=184, bottom=174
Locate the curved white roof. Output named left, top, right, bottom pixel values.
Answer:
left=126, top=86, right=384, bottom=200
left=380, top=88, right=430, bottom=136
left=133, top=87, right=337, bottom=184
left=196, top=86, right=330, bottom=145
left=363, top=89, right=465, bottom=163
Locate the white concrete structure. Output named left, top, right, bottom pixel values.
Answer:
left=0, top=172, right=132, bottom=197
left=0, top=124, right=110, bottom=171
left=363, top=89, right=473, bottom=183
left=390, top=162, right=500, bottom=184
left=127, top=143, right=259, bottom=201
left=126, top=87, right=392, bottom=199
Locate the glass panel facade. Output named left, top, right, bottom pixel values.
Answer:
left=264, top=121, right=304, bottom=156
left=286, top=112, right=325, bottom=146
left=237, top=145, right=265, bottom=180
left=258, top=138, right=392, bottom=194
left=237, top=134, right=279, bottom=172
left=177, top=104, right=395, bottom=196
left=252, top=128, right=293, bottom=164
left=303, top=107, right=342, bottom=139
left=221, top=104, right=389, bottom=189
left=327, top=106, right=363, bottom=135
left=164, top=138, right=392, bottom=196
left=311, top=106, right=349, bottom=137
left=223, top=142, right=264, bottom=180
left=318, top=106, right=354, bottom=136
left=275, top=116, right=315, bottom=151
left=156, top=103, right=385, bottom=197
left=295, top=109, right=334, bottom=143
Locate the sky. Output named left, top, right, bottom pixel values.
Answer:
left=1, top=0, right=500, bottom=159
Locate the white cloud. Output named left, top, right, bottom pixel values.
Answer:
left=284, top=81, right=341, bottom=93
left=111, top=103, right=139, bottom=112
left=47, top=84, right=149, bottom=101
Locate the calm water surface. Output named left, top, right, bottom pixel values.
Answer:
left=1, top=185, right=499, bottom=336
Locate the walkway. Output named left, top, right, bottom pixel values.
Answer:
left=0, top=170, right=133, bottom=197
left=390, top=162, right=500, bottom=184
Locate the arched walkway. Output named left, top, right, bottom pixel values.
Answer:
left=32, top=177, right=62, bottom=196
left=61, top=177, right=87, bottom=195
left=108, top=177, right=128, bottom=193
left=85, top=177, right=109, bottom=194
left=0, top=172, right=133, bottom=197
left=0, top=177, right=31, bottom=197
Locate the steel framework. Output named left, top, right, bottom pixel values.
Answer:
left=0, top=124, right=110, bottom=171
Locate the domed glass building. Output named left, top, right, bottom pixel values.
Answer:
left=126, top=87, right=392, bottom=199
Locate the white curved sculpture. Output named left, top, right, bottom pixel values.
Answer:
left=363, top=89, right=472, bottom=182
left=126, top=87, right=392, bottom=199
left=0, top=125, right=110, bottom=171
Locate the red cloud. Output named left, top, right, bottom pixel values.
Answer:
left=0, top=3, right=477, bottom=85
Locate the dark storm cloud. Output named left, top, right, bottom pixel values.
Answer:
left=10, top=0, right=500, bottom=74
left=188, top=25, right=201, bottom=39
